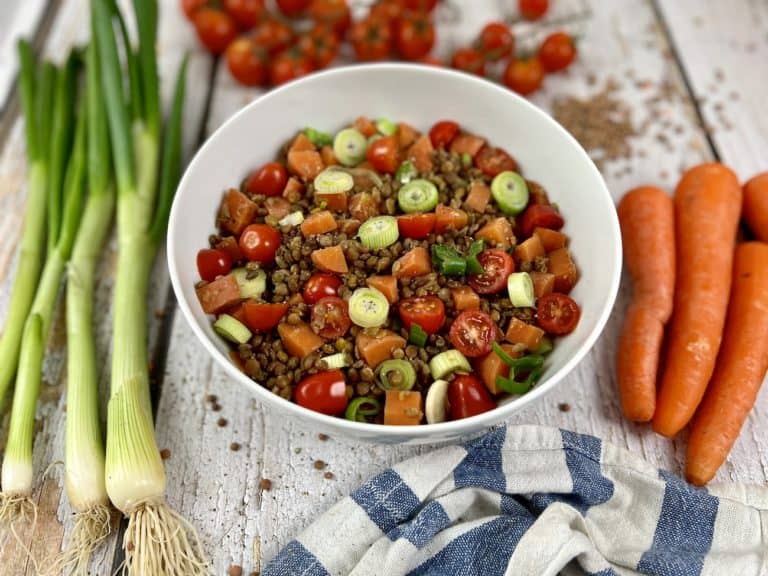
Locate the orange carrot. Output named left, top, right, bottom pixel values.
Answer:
left=450, top=134, right=485, bottom=157
left=504, top=318, right=544, bottom=351
left=743, top=172, right=768, bottom=242
left=392, top=247, right=431, bottom=278
left=220, top=189, right=257, bottom=235
left=408, top=135, right=434, bottom=173
left=451, top=286, right=480, bottom=311
left=464, top=181, right=491, bottom=213
left=315, top=190, right=348, bottom=212
left=396, top=122, right=419, bottom=149
left=515, top=235, right=545, bottom=263
left=547, top=247, right=578, bottom=293
left=215, top=236, right=243, bottom=262
left=282, top=176, right=305, bottom=202
left=356, top=330, right=406, bottom=367
left=616, top=186, right=675, bottom=422
left=474, top=343, right=519, bottom=394
left=287, top=149, right=324, bottom=180
left=653, top=163, right=742, bottom=437
left=434, top=204, right=468, bottom=233
left=289, top=132, right=315, bottom=152
left=311, top=245, right=348, bottom=274
left=353, top=116, right=377, bottom=138
left=278, top=322, right=324, bottom=359
left=475, top=217, right=514, bottom=248
left=534, top=227, right=567, bottom=252
left=366, top=276, right=398, bottom=303
left=265, top=196, right=291, bottom=219
left=320, top=145, right=338, bottom=166
left=384, top=390, right=423, bottom=425
left=686, top=242, right=768, bottom=485
left=196, top=274, right=241, bottom=314
left=300, top=210, right=337, bottom=236
left=529, top=272, right=554, bottom=298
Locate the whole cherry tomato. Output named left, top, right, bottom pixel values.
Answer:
left=251, top=19, right=295, bottom=54
left=311, top=296, right=351, bottom=338
left=503, top=58, right=544, bottom=95
left=369, top=0, right=405, bottom=23
left=475, top=146, right=518, bottom=177
left=303, top=273, right=343, bottom=304
left=242, top=301, right=289, bottom=331
left=238, top=223, right=281, bottom=264
left=197, top=248, right=233, bottom=281
left=537, top=293, right=581, bottom=335
left=245, top=162, right=288, bottom=197
left=397, top=213, right=436, bottom=239
left=269, top=48, right=315, bottom=86
left=428, top=120, right=460, bottom=149
left=399, top=296, right=446, bottom=334
left=395, top=11, right=435, bottom=60
left=276, top=0, right=312, bottom=17
left=181, top=0, right=207, bottom=20
left=295, top=370, right=348, bottom=415
left=193, top=9, right=239, bottom=55
left=297, top=24, right=340, bottom=68
left=468, top=249, right=514, bottom=294
left=223, top=0, right=265, bottom=29
left=518, top=204, right=564, bottom=238
left=418, top=54, right=443, bottom=66
left=538, top=32, right=577, bottom=72
left=403, top=0, right=437, bottom=11
left=309, top=0, right=351, bottom=38
left=447, top=374, right=496, bottom=420
left=366, top=135, right=399, bottom=174
left=449, top=310, right=498, bottom=358
left=477, top=22, right=514, bottom=61
left=350, top=16, right=392, bottom=61
left=519, top=0, right=549, bottom=20
left=225, top=37, right=268, bottom=86
left=451, top=47, right=486, bottom=76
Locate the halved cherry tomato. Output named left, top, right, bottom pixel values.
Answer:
left=269, top=48, right=315, bottom=86
left=468, top=249, right=514, bottom=294
left=449, top=310, right=498, bottom=358
left=181, top=0, right=207, bottom=20
left=311, top=296, right=351, bottom=338
left=366, top=135, right=399, bottom=174
left=428, top=120, right=459, bottom=149
left=403, top=0, right=437, bottom=11
left=297, top=24, right=340, bottom=68
left=243, top=301, right=289, bottom=331
left=447, top=374, right=496, bottom=420
left=295, top=370, right=348, bottom=415
left=225, top=38, right=268, bottom=86
left=518, top=204, right=564, bottom=238
left=350, top=16, right=392, bottom=61
left=193, top=9, right=239, bottom=55
left=197, top=248, right=233, bottom=282
left=475, top=146, right=517, bottom=177
left=223, top=0, right=265, bottom=28
left=309, top=0, right=351, bottom=38
left=519, top=0, right=549, bottom=20
left=451, top=47, right=485, bottom=76
left=477, top=22, right=513, bottom=61
left=397, top=213, right=436, bottom=239
left=538, top=31, right=577, bottom=72
left=251, top=19, right=295, bottom=54
left=399, top=296, right=446, bottom=334
left=395, top=11, right=435, bottom=60
left=238, top=223, right=281, bottom=264
left=503, top=58, right=544, bottom=96
left=276, top=0, right=311, bottom=17
left=303, top=273, right=342, bottom=304
left=245, top=162, right=288, bottom=197
left=537, top=293, right=580, bottom=335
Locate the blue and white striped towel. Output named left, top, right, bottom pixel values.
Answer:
left=264, top=425, right=768, bottom=576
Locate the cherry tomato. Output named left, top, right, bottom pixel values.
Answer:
left=518, top=204, right=564, bottom=238
left=475, top=146, right=518, bottom=177
left=223, top=0, right=265, bottom=29
left=451, top=47, right=486, bottom=76
left=251, top=19, right=295, bottom=54
left=245, top=162, right=288, bottom=197
left=197, top=248, right=233, bottom=281
left=295, top=370, right=348, bottom=415
left=404, top=0, right=438, bottom=11
left=243, top=301, right=289, bottom=331
left=297, top=25, right=340, bottom=68
left=238, top=223, right=281, bottom=264
left=181, top=0, right=207, bottom=20
left=225, top=37, right=268, bottom=86
left=468, top=249, right=514, bottom=294
left=395, top=11, right=435, bottom=60
left=270, top=48, right=315, bottom=86
left=477, top=22, right=513, bottom=61
left=276, top=0, right=311, bottom=17
left=449, top=310, right=498, bottom=358
left=538, top=32, right=577, bottom=72
left=418, top=54, right=443, bottom=66
left=366, top=135, right=399, bottom=174
left=447, top=374, right=496, bottom=420
left=397, top=213, right=436, bottom=239
left=309, top=0, right=351, bottom=38
left=350, top=16, right=392, bottom=61
left=303, top=273, right=343, bottom=304
left=193, top=9, right=239, bottom=55
left=519, top=0, right=549, bottom=20
left=503, top=58, right=544, bottom=96
left=537, top=293, right=581, bottom=335
left=311, top=296, right=351, bottom=338
left=370, top=0, right=405, bottom=23
left=428, top=120, right=459, bottom=149
left=399, top=296, right=446, bottom=334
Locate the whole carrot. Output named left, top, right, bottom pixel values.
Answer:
left=652, top=163, right=742, bottom=437
left=686, top=242, right=768, bottom=486
left=616, top=187, right=675, bottom=422
left=743, top=172, right=768, bottom=242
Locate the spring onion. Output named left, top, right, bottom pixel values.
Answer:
left=348, top=287, right=390, bottom=328
left=429, top=349, right=471, bottom=379
left=491, top=342, right=545, bottom=395
left=279, top=211, right=305, bottom=227
left=408, top=323, right=428, bottom=347
left=425, top=379, right=450, bottom=424
left=395, top=160, right=417, bottom=184
left=491, top=171, right=529, bottom=215
left=376, top=360, right=417, bottom=391
left=214, top=314, right=253, bottom=344
left=321, top=352, right=351, bottom=369
left=461, top=153, right=473, bottom=168
left=304, top=126, right=332, bottom=147
left=345, top=396, right=381, bottom=422
left=233, top=267, right=267, bottom=299
left=397, top=179, right=439, bottom=213
left=358, top=215, right=399, bottom=249
left=507, top=272, right=535, bottom=307
left=465, top=240, right=485, bottom=274
left=375, top=117, right=397, bottom=136
left=535, top=336, right=554, bottom=355
left=431, top=245, right=467, bottom=276
left=314, top=168, right=354, bottom=194
left=333, top=128, right=367, bottom=166
left=92, top=0, right=205, bottom=572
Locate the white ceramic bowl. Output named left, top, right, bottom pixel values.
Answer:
left=168, top=64, right=621, bottom=444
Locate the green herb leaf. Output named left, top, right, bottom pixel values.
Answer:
left=409, top=323, right=428, bottom=347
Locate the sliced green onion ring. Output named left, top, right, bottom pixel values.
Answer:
left=491, top=171, right=529, bottom=215
left=507, top=272, right=535, bottom=307
left=348, top=287, right=390, bottom=328
left=358, top=216, right=399, bottom=249
left=345, top=396, right=382, bottom=422
left=214, top=314, right=252, bottom=344
left=465, top=240, right=485, bottom=274
left=395, top=160, right=417, bottom=184
left=321, top=352, right=350, bottom=369
left=398, top=179, right=439, bottom=213
left=376, top=359, right=417, bottom=391
left=409, top=323, right=428, bottom=347
left=535, top=336, right=553, bottom=355
left=333, top=128, right=367, bottom=166
left=304, top=127, right=333, bottom=147
left=429, top=349, right=471, bottom=379
left=376, top=118, right=397, bottom=136
left=314, top=168, right=354, bottom=194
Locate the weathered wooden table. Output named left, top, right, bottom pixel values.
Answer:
left=1, top=0, right=767, bottom=573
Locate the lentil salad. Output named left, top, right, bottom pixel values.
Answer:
left=194, top=117, right=581, bottom=425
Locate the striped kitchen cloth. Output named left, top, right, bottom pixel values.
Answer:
left=263, top=425, right=768, bottom=576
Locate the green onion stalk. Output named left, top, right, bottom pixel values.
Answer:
left=91, top=0, right=203, bottom=572
left=0, top=42, right=51, bottom=410
left=0, top=52, right=86, bottom=527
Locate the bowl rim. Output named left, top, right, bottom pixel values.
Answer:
left=167, top=62, right=622, bottom=439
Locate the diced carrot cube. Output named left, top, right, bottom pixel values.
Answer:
left=282, top=177, right=305, bottom=202
left=397, top=122, right=419, bottom=149
left=384, top=390, right=423, bottom=425
left=408, top=135, right=434, bottom=173
left=265, top=197, right=291, bottom=219
left=474, top=343, right=519, bottom=394
left=338, top=219, right=362, bottom=236
left=312, top=246, right=348, bottom=274
left=450, top=134, right=486, bottom=157
left=321, top=145, right=338, bottom=166
left=356, top=329, right=407, bottom=368
left=289, top=132, right=315, bottom=152
left=315, top=191, right=348, bottom=212
left=220, top=189, right=257, bottom=235
left=530, top=272, right=555, bottom=298
left=196, top=274, right=241, bottom=314
left=476, top=217, right=515, bottom=248
left=504, top=317, right=545, bottom=351
left=515, top=235, right=545, bottom=263
left=353, top=116, right=377, bottom=138
left=435, top=204, right=468, bottom=233
left=548, top=248, right=578, bottom=293
left=451, top=286, right=480, bottom=311
left=278, top=322, right=324, bottom=359
left=464, top=181, right=491, bottom=213
left=366, top=276, right=399, bottom=303
left=534, top=227, right=568, bottom=252
left=216, top=236, right=243, bottom=262
left=287, top=149, right=324, bottom=181
left=301, top=210, right=337, bottom=237
left=392, top=247, right=432, bottom=278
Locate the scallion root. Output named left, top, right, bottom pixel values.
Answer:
left=43, top=504, right=114, bottom=576
left=0, top=494, right=39, bottom=572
